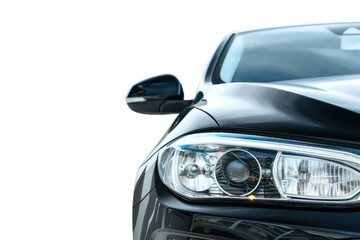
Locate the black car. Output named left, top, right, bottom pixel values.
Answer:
left=126, top=23, right=360, bottom=239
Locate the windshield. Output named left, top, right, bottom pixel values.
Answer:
left=215, top=23, right=360, bottom=83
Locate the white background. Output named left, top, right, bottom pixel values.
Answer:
left=0, top=1, right=359, bottom=239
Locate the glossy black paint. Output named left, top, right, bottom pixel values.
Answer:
left=126, top=74, right=192, bottom=114
left=197, top=76, right=360, bottom=145
left=144, top=107, right=219, bottom=163
left=129, top=24, right=360, bottom=239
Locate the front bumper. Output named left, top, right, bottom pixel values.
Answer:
left=133, top=172, right=360, bottom=240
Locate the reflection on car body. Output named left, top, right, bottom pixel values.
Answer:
left=126, top=23, right=360, bottom=239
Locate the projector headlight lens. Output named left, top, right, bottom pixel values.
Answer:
left=216, top=150, right=261, bottom=196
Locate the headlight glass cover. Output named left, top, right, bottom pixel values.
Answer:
left=158, top=133, right=360, bottom=203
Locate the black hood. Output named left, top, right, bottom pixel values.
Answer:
left=198, top=75, right=360, bottom=144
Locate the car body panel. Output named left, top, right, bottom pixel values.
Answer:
left=143, top=107, right=220, bottom=166
left=130, top=23, right=360, bottom=239
left=197, top=77, right=360, bottom=145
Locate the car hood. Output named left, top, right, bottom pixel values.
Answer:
left=197, top=75, right=360, bottom=144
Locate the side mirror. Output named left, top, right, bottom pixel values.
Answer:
left=126, top=75, right=192, bottom=114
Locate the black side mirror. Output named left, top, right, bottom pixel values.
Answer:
left=126, top=75, right=192, bottom=114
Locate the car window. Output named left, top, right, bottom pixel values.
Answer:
left=217, top=24, right=360, bottom=83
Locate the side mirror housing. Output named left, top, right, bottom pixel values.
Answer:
left=126, top=75, right=192, bottom=114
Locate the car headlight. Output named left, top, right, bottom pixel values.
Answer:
left=158, top=133, right=360, bottom=203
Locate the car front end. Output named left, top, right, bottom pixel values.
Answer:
left=127, top=23, right=360, bottom=239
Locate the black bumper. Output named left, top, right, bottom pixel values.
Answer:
left=133, top=174, right=360, bottom=240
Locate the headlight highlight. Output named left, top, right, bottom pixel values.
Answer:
left=158, top=133, right=360, bottom=203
